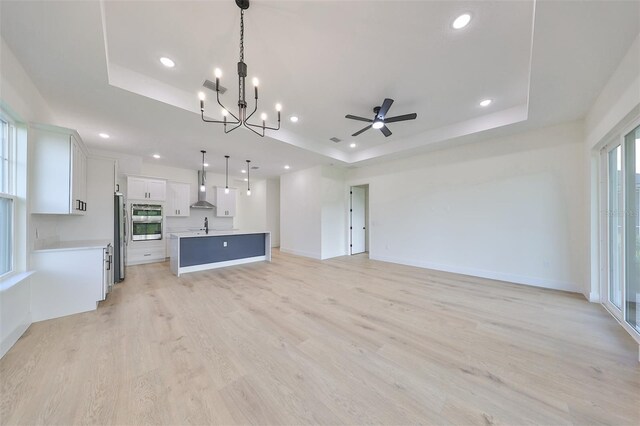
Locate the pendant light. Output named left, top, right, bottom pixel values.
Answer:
left=224, top=155, right=230, bottom=194
left=200, top=150, right=207, bottom=192
left=246, top=159, right=251, bottom=196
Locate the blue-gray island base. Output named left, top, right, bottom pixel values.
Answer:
left=169, top=231, right=271, bottom=276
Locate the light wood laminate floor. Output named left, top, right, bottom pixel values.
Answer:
left=1, top=250, right=639, bottom=425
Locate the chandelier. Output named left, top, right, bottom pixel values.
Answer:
left=198, top=0, right=281, bottom=137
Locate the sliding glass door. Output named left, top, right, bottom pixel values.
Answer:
left=603, top=123, right=640, bottom=334
left=624, top=125, right=640, bottom=332
left=607, top=144, right=623, bottom=312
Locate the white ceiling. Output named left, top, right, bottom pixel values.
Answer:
left=1, top=1, right=639, bottom=177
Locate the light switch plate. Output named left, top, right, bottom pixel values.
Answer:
left=223, top=241, right=227, bottom=247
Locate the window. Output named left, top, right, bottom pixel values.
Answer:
left=0, top=118, right=16, bottom=277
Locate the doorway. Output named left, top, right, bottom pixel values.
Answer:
left=350, top=185, right=369, bottom=255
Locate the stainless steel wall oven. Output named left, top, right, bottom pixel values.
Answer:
left=131, top=204, right=163, bottom=241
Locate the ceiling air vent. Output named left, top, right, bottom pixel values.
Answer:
left=203, top=79, right=227, bottom=95
left=251, top=166, right=259, bottom=170
left=330, top=137, right=341, bottom=143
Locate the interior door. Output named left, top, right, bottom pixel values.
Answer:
left=350, top=187, right=365, bottom=255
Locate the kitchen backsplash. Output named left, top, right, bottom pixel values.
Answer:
left=165, top=208, right=233, bottom=234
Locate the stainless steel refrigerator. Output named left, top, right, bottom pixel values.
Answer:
left=114, top=192, right=126, bottom=282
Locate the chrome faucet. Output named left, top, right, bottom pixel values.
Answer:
left=204, top=217, right=209, bottom=234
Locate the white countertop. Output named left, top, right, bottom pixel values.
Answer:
left=170, top=230, right=270, bottom=238
left=33, top=239, right=111, bottom=253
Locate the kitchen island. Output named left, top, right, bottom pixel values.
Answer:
left=169, top=230, right=271, bottom=276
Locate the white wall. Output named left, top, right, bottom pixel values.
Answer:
left=584, top=33, right=640, bottom=301
left=0, top=37, right=53, bottom=123
left=280, top=166, right=322, bottom=258
left=348, top=122, right=587, bottom=294
left=280, top=165, right=348, bottom=260
left=0, top=37, right=56, bottom=358
left=236, top=179, right=267, bottom=231
left=0, top=273, right=32, bottom=358
left=235, top=178, right=281, bottom=247
left=321, top=166, right=348, bottom=259
left=585, top=34, right=640, bottom=150
left=33, top=157, right=116, bottom=246
left=266, top=178, right=280, bottom=247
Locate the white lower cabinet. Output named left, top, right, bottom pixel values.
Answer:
left=31, top=246, right=109, bottom=322
left=127, top=240, right=166, bottom=265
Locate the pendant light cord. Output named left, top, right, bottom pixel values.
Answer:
left=225, top=156, right=229, bottom=188
left=201, top=150, right=206, bottom=187
left=239, top=9, right=245, bottom=63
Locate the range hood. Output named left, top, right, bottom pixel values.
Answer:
left=190, top=171, right=215, bottom=209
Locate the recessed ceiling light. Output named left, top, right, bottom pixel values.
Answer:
left=243, top=178, right=248, bottom=182
left=98, top=133, right=110, bottom=139
left=452, top=13, right=471, bottom=29
left=350, top=143, right=357, bottom=148
left=153, top=154, right=161, bottom=159
left=241, top=169, right=246, bottom=173
left=289, top=116, right=299, bottom=123
left=160, top=57, right=175, bottom=68
left=284, top=165, right=290, bottom=169
left=479, top=99, right=492, bottom=107
left=203, top=163, right=209, bottom=167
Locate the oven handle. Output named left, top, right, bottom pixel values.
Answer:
left=131, top=216, right=162, bottom=222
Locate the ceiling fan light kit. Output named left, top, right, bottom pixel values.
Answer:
left=345, top=98, right=417, bottom=137
left=199, top=0, right=281, bottom=137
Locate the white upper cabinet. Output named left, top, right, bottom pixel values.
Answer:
left=166, top=182, right=190, bottom=217
left=215, top=187, right=237, bottom=217
left=127, top=176, right=166, bottom=201
left=30, top=124, right=88, bottom=215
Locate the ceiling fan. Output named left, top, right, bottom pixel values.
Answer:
left=345, top=98, right=417, bottom=137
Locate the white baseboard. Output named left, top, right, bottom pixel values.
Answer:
left=0, top=313, right=31, bottom=359
left=279, top=247, right=322, bottom=260
left=370, top=254, right=580, bottom=293
left=321, top=251, right=348, bottom=260
left=176, top=256, right=267, bottom=276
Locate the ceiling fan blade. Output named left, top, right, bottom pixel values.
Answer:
left=384, top=113, right=417, bottom=123
left=345, top=114, right=373, bottom=123
left=380, top=125, right=392, bottom=137
left=377, top=98, right=394, bottom=119
left=352, top=125, right=372, bottom=137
